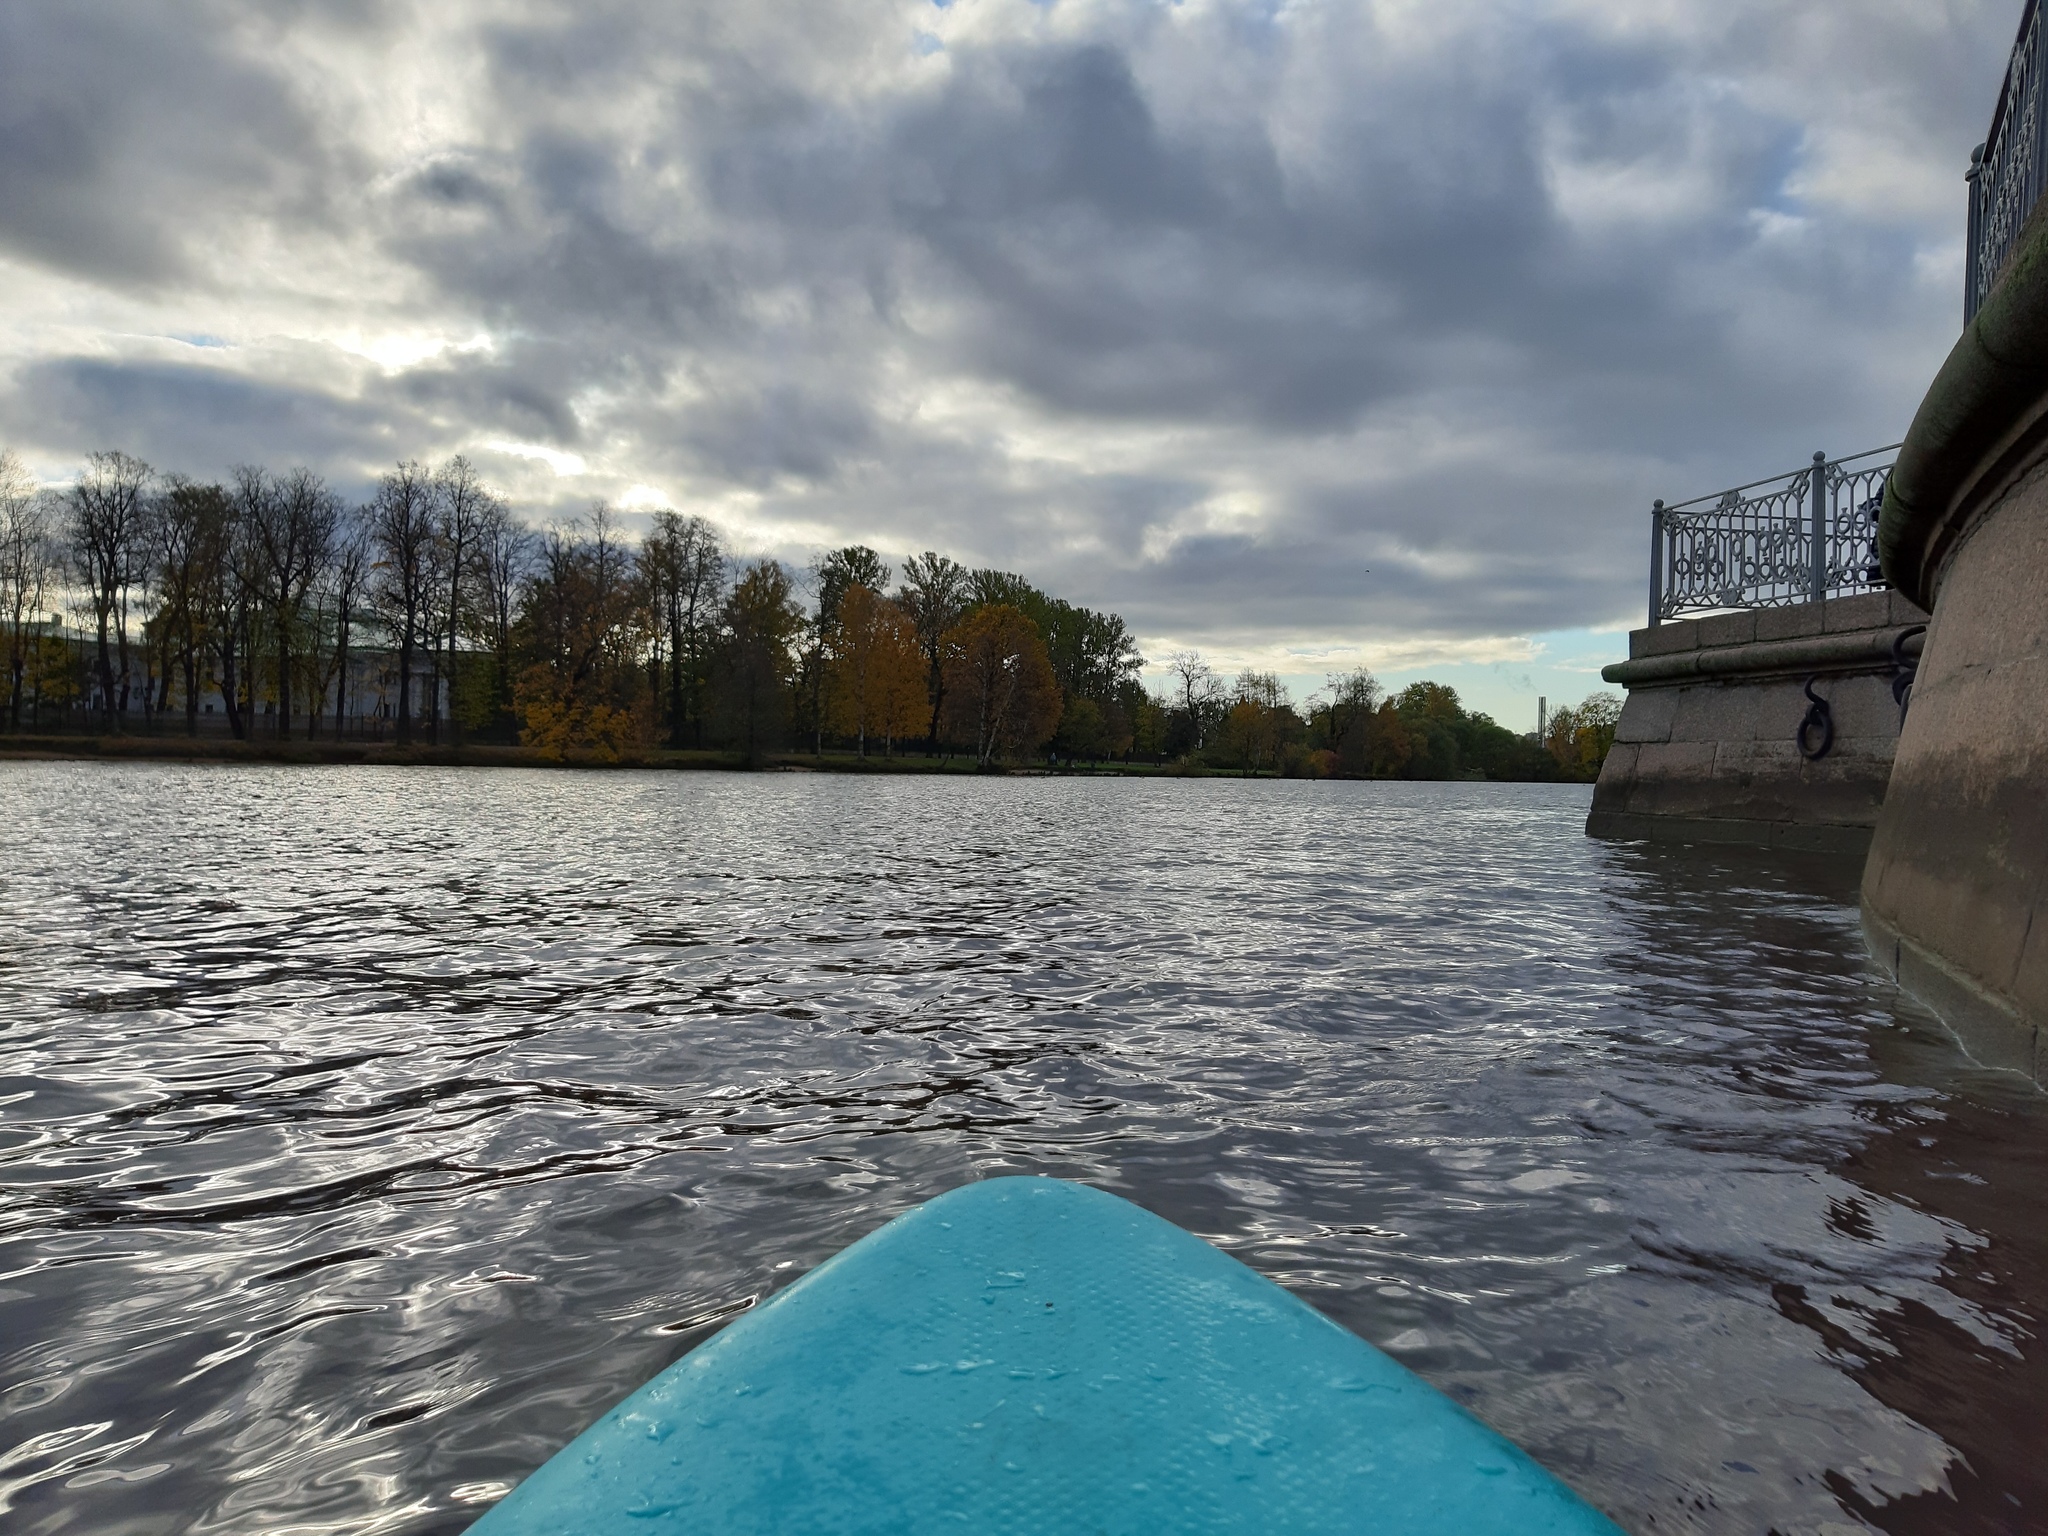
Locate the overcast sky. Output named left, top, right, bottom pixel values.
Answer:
left=0, top=0, right=2018, bottom=719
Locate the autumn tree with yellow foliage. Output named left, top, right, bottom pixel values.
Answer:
left=940, top=603, right=1061, bottom=769
left=513, top=506, right=651, bottom=760
left=1544, top=692, right=1622, bottom=779
left=826, top=584, right=925, bottom=756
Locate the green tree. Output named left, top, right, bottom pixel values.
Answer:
left=1130, top=693, right=1169, bottom=762
left=1058, top=696, right=1107, bottom=763
left=966, top=568, right=1044, bottom=616
left=714, top=559, right=803, bottom=766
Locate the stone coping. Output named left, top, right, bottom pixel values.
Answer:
left=1606, top=593, right=1926, bottom=689
left=1602, top=626, right=1923, bottom=689
left=1881, top=190, right=2048, bottom=609
left=1628, top=592, right=1925, bottom=660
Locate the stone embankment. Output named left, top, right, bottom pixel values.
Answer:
left=1862, top=198, right=2048, bottom=1082
left=1588, top=591, right=1928, bottom=855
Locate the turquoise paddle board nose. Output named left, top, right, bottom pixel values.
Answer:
left=467, top=1176, right=1624, bottom=1534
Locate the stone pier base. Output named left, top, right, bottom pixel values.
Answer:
left=1864, top=463, right=2048, bottom=1080
left=1587, top=592, right=1928, bottom=854
left=1864, top=190, right=2048, bottom=1082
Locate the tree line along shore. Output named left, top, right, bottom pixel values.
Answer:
left=0, top=448, right=1620, bottom=779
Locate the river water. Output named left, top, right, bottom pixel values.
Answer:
left=1, top=764, right=2042, bottom=1535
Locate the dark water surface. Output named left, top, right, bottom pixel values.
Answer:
left=2, top=764, right=2043, bottom=1535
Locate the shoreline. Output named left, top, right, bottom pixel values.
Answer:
left=0, top=734, right=1600, bottom=783
left=0, top=733, right=1218, bottom=776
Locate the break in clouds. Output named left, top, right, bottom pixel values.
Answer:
left=0, top=0, right=2014, bottom=672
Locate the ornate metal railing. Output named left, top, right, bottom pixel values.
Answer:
left=1968, top=0, right=2048, bottom=322
left=1648, top=446, right=1900, bottom=625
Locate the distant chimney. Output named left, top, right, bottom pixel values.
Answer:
left=1537, top=696, right=1548, bottom=738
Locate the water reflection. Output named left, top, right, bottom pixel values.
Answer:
left=0, top=765, right=2040, bottom=1535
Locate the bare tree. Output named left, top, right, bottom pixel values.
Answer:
left=432, top=456, right=498, bottom=744
left=584, top=501, right=635, bottom=663
left=466, top=498, right=533, bottom=737
left=241, top=465, right=340, bottom=739
left=152, top=477, right=231, bottom=735
left=1165, top=649, right=1223, bottom=750
left=307, top=504, right=371, bottom=738
left=0, top=450, right=56, bottom=729
left=643, top=511, right=723, bottom=748
left=1233, top=669, right=1286, bottom=710
left=205, top=488, right=264, bottom=739
left=66, top=451, right=153, bottom=731
left=1321, top=667, right=1383, bottom=759
left=368, top=461, right=439, bottom=745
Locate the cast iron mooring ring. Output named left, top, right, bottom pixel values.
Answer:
left=1797, top=676, right=1834, bottom=762
left=1891, top=624, right=1928, bottom=724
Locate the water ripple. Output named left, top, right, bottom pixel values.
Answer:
left=2, top=764, right=2044, bottom=1534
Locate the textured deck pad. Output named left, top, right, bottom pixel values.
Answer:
left=469, top=1177, right=1622, bottom=1534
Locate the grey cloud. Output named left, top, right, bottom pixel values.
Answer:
left=0, top=0, right=2023, bottom=651
left=383, top=355, right=583, bottom=447
left=665, top=383, right=881, bottom=486
left=0, top=3, right=344, bottom=287
left=0, top=357, right=391, bottom=485
left=384, top=141, right=744, bottom=367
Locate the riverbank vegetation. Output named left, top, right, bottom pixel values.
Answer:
left=0, top=447, right=1618, bottom=779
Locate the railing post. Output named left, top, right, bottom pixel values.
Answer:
left=1967, top=143, right=1986, bottom=322
left=1649, top=500, right=1664, bottom=627
left=1809, top=451, right=1827, bottom=605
